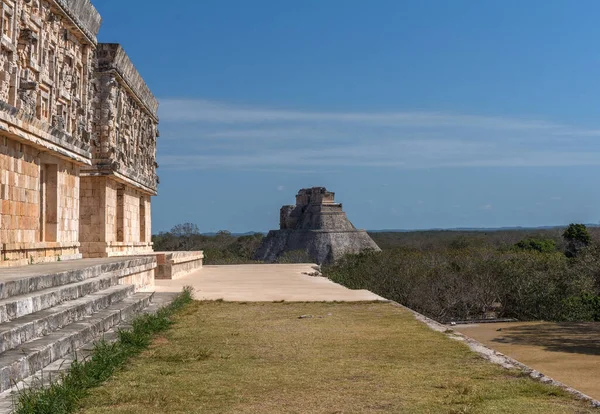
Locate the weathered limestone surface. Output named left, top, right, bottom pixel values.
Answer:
left=0, top=0, right=100, bottom=156
left=79, top=44, right=158, bottom=258
left=154, top=251, right=204, bottom=280
left=0, top=257, right=157, bottom=394
left=53, top=0, right=102, bottom=44
left=254, top=187, right=381, bottom=265
left=0, top=140, right=79, bottom=262
left=0, top=0, right=102, bottom=265
left=86, top=43, right=158, bottom=193
left=79, top=176, right=153, bottom=258
left=0, top=1, right=158, bottom=264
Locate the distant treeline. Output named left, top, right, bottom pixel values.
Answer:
left=153, top=223, right=265, bottom=265
left=154, top=223, right=600, bottom=322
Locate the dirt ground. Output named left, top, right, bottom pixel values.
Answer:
left=457, top=321, right=600, bottom=400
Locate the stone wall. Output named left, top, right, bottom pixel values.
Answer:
left=119, top=266, right=154, bottom=290
left=0, top=1, right=159, bottom=265
left=295, top=187, right=335, bottom=206
left=79, top=175, right=152, bottom=258
left=0, top=0, right=99, bottom=157
left=0, top=0, right=101, bottom=265
left=1, top=136, right=81, bottom=265
left=78, top=175, right=104, bottom=247
left=154, top=251, right=204, bottom=280
left=78, top=42, right=157, bottom=259
left=141, top=193, right=150, bottom=242
left=86, top=44, right=158, bottom=194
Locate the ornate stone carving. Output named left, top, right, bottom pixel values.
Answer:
left=19, top=80, right=37, bottom=90
left=52, top=114, right=65, bottom=130
left=18, top=28, right=38, bottom=45
left=0, top=0, right=99, bottom=150
left=92, top=45, right=159, bottom=193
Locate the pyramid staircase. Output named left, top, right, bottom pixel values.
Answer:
left=0, top=257, right=159, bottom=405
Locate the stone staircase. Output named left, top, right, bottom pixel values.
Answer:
left=0, top=257, right=158, bottom=396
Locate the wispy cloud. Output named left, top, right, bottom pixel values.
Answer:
left=157, top=98, right=600, bottom=171
left=159, top=99, right=566, bottom=130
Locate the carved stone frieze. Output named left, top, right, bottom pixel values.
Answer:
left=0, top=0, right=102, bottom=155
left=90, top=44, right=159, bottom=194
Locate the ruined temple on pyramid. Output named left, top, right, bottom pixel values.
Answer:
left=254, top=187, right=381, bottom=265
left=0, top=0, right=159, bottom=265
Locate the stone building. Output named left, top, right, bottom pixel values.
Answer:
left=0, top=0, right=158, bottom=265
left=254, top=187, right=381, bottom=264
left=79, top=44, right=158, bottom=258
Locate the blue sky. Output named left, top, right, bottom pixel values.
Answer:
left=96, top=0, right=600, bottom=233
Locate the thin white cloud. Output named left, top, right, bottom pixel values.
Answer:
left=156, top=98, right=600, bottom=171
left=159, top=98, right=565, bottom=130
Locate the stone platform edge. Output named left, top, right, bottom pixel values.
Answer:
left=386, top=299, right=600, bottom=408
left=152, top=251, right=204, bottom=280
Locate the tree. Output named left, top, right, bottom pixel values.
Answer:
left=170, top=223, right=200, bottom=251
left=513, top=238, right=556, bottom=253
left=171, top=223, right=200, bottom=238
left=563, top=223, right=591, bottom=258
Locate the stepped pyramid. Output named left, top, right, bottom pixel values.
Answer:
left=254, top=187, right=380, bottom=264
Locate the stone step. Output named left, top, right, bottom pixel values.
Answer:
left=0, top=273, right=123, bottom=324
left=0, top=284, right=135, bottom=354
left=0, top=292, right=153, bottom=393
left=0, top=257, right=155, bottom=301
left=0, top=293, right=177, bottom=413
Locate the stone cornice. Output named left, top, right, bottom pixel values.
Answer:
left=0, top=100, right=92, bottom=164
left=51, top=0, right=102, bottom=45
left=96, top=44, right=159, bottom=119
left=80, top=164, right=158, bottom=196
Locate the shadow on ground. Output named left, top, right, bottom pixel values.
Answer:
left=492, top=322, right=600, bottom=356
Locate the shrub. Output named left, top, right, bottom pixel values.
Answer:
left=563, top=223, right=592, bottom=258
left=513, top=238, right=557, bottom=253
left=324, top=247, right=597, bottom=322
left=561, top=293, right=600, bottom=321
left=276, top=250, right=314, bottom=264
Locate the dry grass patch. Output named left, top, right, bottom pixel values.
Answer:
left=79, top=302, right=597, bottom=414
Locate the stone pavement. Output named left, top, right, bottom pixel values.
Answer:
left=154, top=264, right=385, bottom=302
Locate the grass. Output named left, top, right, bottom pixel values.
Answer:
left=77, top=301, right=597, bottom=414
left=12, top=287, right=194, bottom=414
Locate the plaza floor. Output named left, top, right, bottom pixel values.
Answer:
left=153, top=263, right=385, bottom=302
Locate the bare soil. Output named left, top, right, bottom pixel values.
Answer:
left=457, top=321, right=600, bottom=400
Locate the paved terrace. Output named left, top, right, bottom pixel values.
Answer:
left=154, top=264, right=385, bottom=302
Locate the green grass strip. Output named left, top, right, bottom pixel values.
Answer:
left=12, top=287, right=194, bottom=414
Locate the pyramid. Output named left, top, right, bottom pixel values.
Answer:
left=254, top=187, right=381, bottom=264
